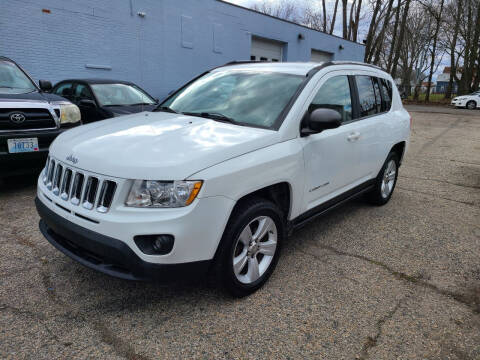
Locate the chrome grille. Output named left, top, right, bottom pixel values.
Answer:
left=42, top=158, right=117, bottom=213
left=0, top=108, right=56, bottom=131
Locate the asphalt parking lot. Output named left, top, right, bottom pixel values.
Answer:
left=1, top=106, right=479, bottom=359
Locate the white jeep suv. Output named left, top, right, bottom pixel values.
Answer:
left=36, top=61, right=410, bottom=297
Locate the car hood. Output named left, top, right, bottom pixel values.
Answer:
left=0, top=90, right=67, bottom=103
left=50, top=112, right=278, bottom=179
left=102, top=104, right=158, bottom=117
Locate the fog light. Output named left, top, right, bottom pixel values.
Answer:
left=134, top=234, right=174, bottom=255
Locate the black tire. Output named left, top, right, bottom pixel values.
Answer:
left=213, top=198, right=285, bottom=297
left=367, top=152, right=400, bottom=206
left=466, top=100, right=476, bottom=110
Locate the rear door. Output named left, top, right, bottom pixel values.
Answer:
left=352, top=74, right=393, bottom=177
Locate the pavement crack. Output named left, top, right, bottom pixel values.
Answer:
left=317, top=245, right=480, bottom=314
left=357, top=296, right=408, bottom=359
left=400, top=175, right=480, bottom=190
left=36, top=271, right=151, bottom=360
left=417, top=118, right=462, bottom=154
left=397, top=186, right=478, bottom=207
left=93, top=321, right=152, bottom=360
left=0, top=304, right=47, bottom=321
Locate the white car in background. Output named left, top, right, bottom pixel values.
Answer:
left=451, top=92, right=480, bottom=109
left=35, top=61, right=410, bottom=297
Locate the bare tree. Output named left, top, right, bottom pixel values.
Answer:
left=342, top=0, right=348, bottom=38
left=386, top=0, right=402, bottom=73
left=443, top=0, right=462, bottom=98
left=420, top=0, right=445, bottom=102
left=390, top=0, right=412, bottom=79
left=330, top=0, right=340, bottom=35
left=372, top=0, right=395, bottom=65
left=251, top=0, right=299, bottom=22
left=364, top=0, right=383, bottom=62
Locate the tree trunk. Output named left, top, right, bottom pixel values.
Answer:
left=391, top=0, right=412, bottom=79
left=342, top=0, right=348, bottom=39
left=322, top=0, right=327, bottom=33
left=353, top=0, right=362, bottom=42
left=330, top=0, right=340, bottom=35
left=348, top=0, right=356, bottom=40
left=364, top=0, right=382, bottom=62
left=458, top=1, right=473, bottom=95
left=387, top=0, right=402, bottom=73
left=466, top=1, right=480, bottom=93
left=426, top=0, right=445, bottom=103
left=446, top=0, right=462, bottom=99
left=372, top=0, right=395, bottom=65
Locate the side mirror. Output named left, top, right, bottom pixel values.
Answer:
left=301, top=108, right=342, bottom=136
left=39, top=80, right=52, bottom=92
left=79, top=99, right=96, bottom=108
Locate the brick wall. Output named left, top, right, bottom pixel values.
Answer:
left=1, top=0, right=365, bottom=99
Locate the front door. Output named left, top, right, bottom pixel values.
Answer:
left=73, top=83, right=99, bottom=123
left=300, top=72, right=364, bottom=211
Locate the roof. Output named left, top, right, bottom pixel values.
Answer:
left=214, top=61, right=384, bottom=76
left=436, top=73, right=450, bottom=82
left=0, top=56, right=14, bottom=62
left=58, top=79, right=134, bottom=85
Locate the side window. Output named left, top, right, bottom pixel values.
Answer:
left=372, top=77, right=382, bottom=113
left=379, top=78, right=392, bottom=112
left=74, top=84, right=94, bottom=102
left=309, top=75, right=352, bottom=123
left=355, top=75, right=377, bottom=117
left=53, top=82, right=73, bottom=99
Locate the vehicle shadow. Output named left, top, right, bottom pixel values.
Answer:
left=53, top=197, right=369, bottom=314
left=0, top=173, right=39, bottom=194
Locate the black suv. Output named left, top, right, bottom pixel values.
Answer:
left=0, top=57, right=81, bottom=177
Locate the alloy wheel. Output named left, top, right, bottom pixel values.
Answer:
left=232, top=216, right=278, bottom=284
left=380, top=159, right=397, bottom=199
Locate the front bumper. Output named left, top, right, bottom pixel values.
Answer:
left=0, top=128, right=71, bottom=177
left=451, top=100, right=465, bottom=107
left=36, top=197, right=212, bottom=281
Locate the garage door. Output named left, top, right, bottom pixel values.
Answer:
left=251, top=36, right=283, bottom=62
left=311, top=49, right=333, bottom=63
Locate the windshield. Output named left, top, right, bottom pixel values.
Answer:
left=0, top=60, right=37, bottom=94
left=91, top=83, right=156, bottom=106
left=161, top=70, right=305, bottom=129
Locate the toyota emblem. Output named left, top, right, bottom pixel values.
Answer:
left=9, top=112, right=26, bottom=124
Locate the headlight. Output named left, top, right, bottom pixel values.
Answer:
left=59, top=104, right=81, bottom=124
left=126, top=180, right=203, bottom=208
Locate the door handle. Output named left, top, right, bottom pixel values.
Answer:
left=347, top=132, right=361, bottom=141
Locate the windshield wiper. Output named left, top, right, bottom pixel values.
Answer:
left=153, top=106, right=179, bottom=113
left=182, top=112, right=238, bottom=125
left=128, top=102, right=154, bottom=106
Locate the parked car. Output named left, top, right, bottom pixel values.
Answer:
left=0, top=56, right=81, bottom=177
left=451, top=92, right=480, bottom=109
left=51, top=79, right=158, bottom=123
left=35, top=61, right=410, bottom=297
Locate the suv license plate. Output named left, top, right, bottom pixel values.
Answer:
left=7, top=138, right=39, bottom=153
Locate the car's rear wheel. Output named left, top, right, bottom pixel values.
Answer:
left=367, top=152, right=399, bottom=206
left=214, top=198, right=284, bottom=297
left=466, top=100, right=477, bottom=110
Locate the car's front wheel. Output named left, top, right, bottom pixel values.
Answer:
left=214, top=198, right=284, bottom=297
left=466, top=100, right=477, bottom=110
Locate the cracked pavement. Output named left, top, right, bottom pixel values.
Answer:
left=1, top=106, right=479, bottom=359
